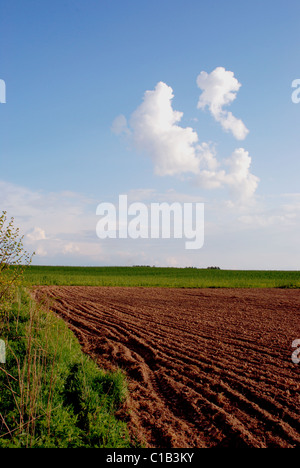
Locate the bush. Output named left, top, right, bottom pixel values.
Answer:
left=0, top=211, right=33, bottom=315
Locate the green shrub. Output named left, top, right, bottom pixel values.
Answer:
left=0, top=211, right=33, bottom=318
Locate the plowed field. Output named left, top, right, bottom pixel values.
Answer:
left=32, top=286, right=300, bottom=448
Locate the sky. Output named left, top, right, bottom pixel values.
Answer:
left=0, top=0, right=299, bottom=269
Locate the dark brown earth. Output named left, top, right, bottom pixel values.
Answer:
left=32, top=286, right=300, bottom=448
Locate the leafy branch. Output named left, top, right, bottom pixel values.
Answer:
left=0, top=211, right=34, bottom=307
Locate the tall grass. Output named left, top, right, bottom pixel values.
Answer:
left=23, top=266, right=300, bottom=289
left=0, top=287, right=133, bottom=448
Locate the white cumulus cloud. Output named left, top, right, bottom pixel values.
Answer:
left=195, top=147, right=259, bottom=201
left=116, top=81, right=201, bottom=176
left=224, top=148, right=259, bottom=200
left=197, top=67, right=249, bottom=140
left=63, top=243, right=80, bottom=255
left=26, top=227, right=47, bottom=242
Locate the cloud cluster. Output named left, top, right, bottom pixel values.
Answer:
left=113, top=69, right=258, bottom=202
left=196, top=67, right=249, bottom=140
left=2, top=178, right=299, bottom=269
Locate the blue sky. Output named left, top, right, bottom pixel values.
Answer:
left=0, top=0, right=299, bottom=268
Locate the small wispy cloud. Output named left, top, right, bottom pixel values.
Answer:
left=196, top=66, right=249, bottom=140
left=63, top=243, right=80, bottom=255
left=111, top=114, right=131, bottom=137
left=26, top=227, right=47, bottom=242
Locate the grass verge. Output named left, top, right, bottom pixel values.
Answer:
left=0, top=287, right=133, bottom=448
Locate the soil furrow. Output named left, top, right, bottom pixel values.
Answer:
left=32, top=286, right=300, bottom=448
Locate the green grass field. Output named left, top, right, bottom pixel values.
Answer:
left=24, top=266, right=300, bottom=288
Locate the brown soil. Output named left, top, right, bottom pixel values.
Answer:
left=32, top=286, right=300, bottom=448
